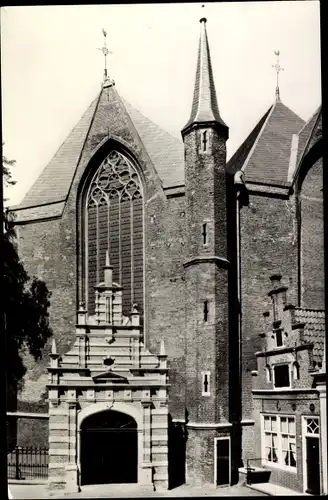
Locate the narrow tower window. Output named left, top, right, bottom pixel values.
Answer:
left=202, top=371, right=211, bottom=396
left=293, top=362, right=300, bottom=380
left=202, top=223, right=207, bottom=245
left=201, top=130, right=208, bottom=152
left=266, top=365, right=272, bottom=383
left=275, top=329, right=283, bottom=347
left=203, top=300, right=209, bottom=322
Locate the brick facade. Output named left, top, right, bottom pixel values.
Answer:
left=6, top=17, right=324, bottom=495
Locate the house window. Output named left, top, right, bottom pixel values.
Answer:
left=202, top=371, right=211, bottom=396
left=263, top=415, right=296, bottom=469
left=306, top=417, right=319, bottom=435
left=275, top=329, right=283, bottom=347
left=280, top=417, right=297, bottom=467
left=273, top=364, right=290, bottom=388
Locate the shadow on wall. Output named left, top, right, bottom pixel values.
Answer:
left=168, top=414, right=187, bottom=489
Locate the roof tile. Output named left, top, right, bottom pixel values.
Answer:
left=294, top=308, right=325, bottom=364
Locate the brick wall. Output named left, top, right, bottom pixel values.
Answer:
left=299, top=158, right=324, bottom=309
left=239, top=191, right=298, bottom=425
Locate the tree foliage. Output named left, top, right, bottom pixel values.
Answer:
left=3, top=150, right=53, bottom=390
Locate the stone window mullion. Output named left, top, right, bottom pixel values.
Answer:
left=130, top=196, right=134, bottom=305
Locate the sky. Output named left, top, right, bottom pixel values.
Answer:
left=1, top=1, right=322, bottom=207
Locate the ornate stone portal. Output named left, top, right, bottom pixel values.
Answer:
left=47, top=252, right=169, bottom=493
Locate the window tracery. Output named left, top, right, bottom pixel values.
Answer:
left=85, top=151, right=143, bottom=316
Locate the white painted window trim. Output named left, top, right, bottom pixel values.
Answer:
left=302, top=415, right=320, bottom=494
left=261, top=413, right=297, bottom=473
left=214, top=436, right=231, bottom=486
left=201, top=371, right=211, bottom=396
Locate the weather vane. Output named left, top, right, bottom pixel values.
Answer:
left=272, top=50, right=284, bottom=101
left=98, top=29, right=113, bottom=83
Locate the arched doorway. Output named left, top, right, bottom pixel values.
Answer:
left=80, top=409, right=138, bottom=485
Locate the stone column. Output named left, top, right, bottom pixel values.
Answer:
left=141, top=396, right=154, bottom=490
left=64, top=390, right=80, bottom=493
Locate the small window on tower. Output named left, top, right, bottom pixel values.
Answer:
left=203, top=300, right=209, bottom=322
left=275, top=329, right=283, bottom=347
left=201, top=130, right=208, bottom=152
left=202, top=223, right=207, bottom=245
left=202, top=371, right=211, bottom=396
left=293, top=362, right=300, bottom=380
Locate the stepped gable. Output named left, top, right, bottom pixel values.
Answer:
left=48, top=254, right=168, bottom=387
left=228, top=100, right=304, bottom=185
left=294, top=308, right=325, bottom=365
left=13, top=86, right=184, bottom=219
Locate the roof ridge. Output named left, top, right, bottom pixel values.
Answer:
left=292, top=106, right=322, bottom=184
left=241, top=104, right=275, bottom=173
left=297, top=105, right=321, bottom=136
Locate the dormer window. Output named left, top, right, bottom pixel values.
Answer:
left=273, top=364, right=290, bottom=388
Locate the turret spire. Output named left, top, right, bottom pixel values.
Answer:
left=182, top=17, right=228, bottom=137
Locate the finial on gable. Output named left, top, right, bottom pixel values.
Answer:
left=51, top=338, right=57, bottom=355
left=105, top=249, right=113, bottom=269
left=160, top=339, right=166, bottom=356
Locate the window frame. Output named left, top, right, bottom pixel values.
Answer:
left=273, top=363, right=291, bottom=389
left=261, top=414, right=297, bottom=472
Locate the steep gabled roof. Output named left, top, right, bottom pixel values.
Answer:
left=16, top=87, right=185, bottom=211
left=19, top=98, right=99, bottom=209
left=228, top=100, right=304, bottom=184
left=122, top=99, right=184, bottom=188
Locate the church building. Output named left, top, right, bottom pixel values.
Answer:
left=7, top=16, right=325, bottom=495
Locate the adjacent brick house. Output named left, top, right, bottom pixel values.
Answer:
left=7, top=16, right=325, bottom=494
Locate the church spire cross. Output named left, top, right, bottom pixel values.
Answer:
left=98, top=28, right=113, bottom=84
left=272, top=50, right=284, bottom=102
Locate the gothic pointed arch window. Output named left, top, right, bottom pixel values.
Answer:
left=85, top=150, right=144, bottom=316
